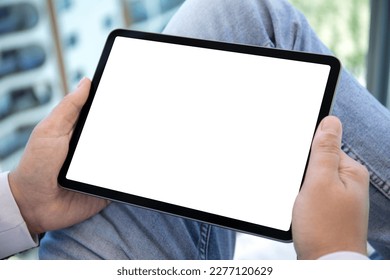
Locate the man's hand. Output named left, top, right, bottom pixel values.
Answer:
left=8, top=78, right=109, bottom=235
left=293, top=116, right=369, bottom=260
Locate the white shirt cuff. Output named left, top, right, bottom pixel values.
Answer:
left=0, top=171, right=38, bottom=259
left=318, top=251, right=369, bottom=260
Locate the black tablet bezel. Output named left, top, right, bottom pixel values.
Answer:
left=58, top=29, right=340, bottom=242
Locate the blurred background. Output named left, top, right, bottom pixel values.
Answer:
left=0, top=0, right=186, bottom=171
left=1, top=0, right=389, bottom=259
left=1, top=0, right=388, bottom=171
left=3, top=0, right=387, bottom=172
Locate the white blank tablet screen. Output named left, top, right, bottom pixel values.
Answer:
left=66, top=36, right=330, bottom=231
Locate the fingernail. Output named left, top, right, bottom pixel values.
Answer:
left=77, top=77, right=87, bottom=88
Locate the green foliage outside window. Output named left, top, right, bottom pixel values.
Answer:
left=289, top=0, right=369, bottom=83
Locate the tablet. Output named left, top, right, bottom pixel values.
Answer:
left=58, top=29, right=340, bottom=242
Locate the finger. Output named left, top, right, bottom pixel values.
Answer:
left=39, top=78, right=91, bottom=136
left=303, top=116, right=343, bottom=184
left=339, top=151, right=370, bottom=190
left=58, top=77, right=90, bottom=131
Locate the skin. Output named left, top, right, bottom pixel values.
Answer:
left=6, top=77, right=369, bottom=258
left=8, top=78, right=109, bottom=235
left=292, top=116, right=370, bottom=259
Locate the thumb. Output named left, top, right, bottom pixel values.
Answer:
left=40, top=78, right=91, bottom=136
left=304, top=116, right=343, bottom=184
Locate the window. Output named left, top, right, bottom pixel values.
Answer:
left=290, top=0, right=390, bottom=109
left=0, top=0, right=185, bottom=170
left=0, top=0, right=388, bottom=170
left=290, top=0, right=370, bottom=84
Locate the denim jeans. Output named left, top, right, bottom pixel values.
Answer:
left=40, top=0, right=390, bottom=259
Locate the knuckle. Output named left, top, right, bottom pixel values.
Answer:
left=356, top=163, right=370, bottom=182
left=345, top=160, right=370, bottom=187
left=314, top=131, right=341, bottom=155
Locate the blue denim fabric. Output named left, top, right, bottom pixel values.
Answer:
left=40, top=0, right=390, bottom=259
left=40, top=202, right=235, bottom=259
left=164, top=0, right=390, bottom=259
